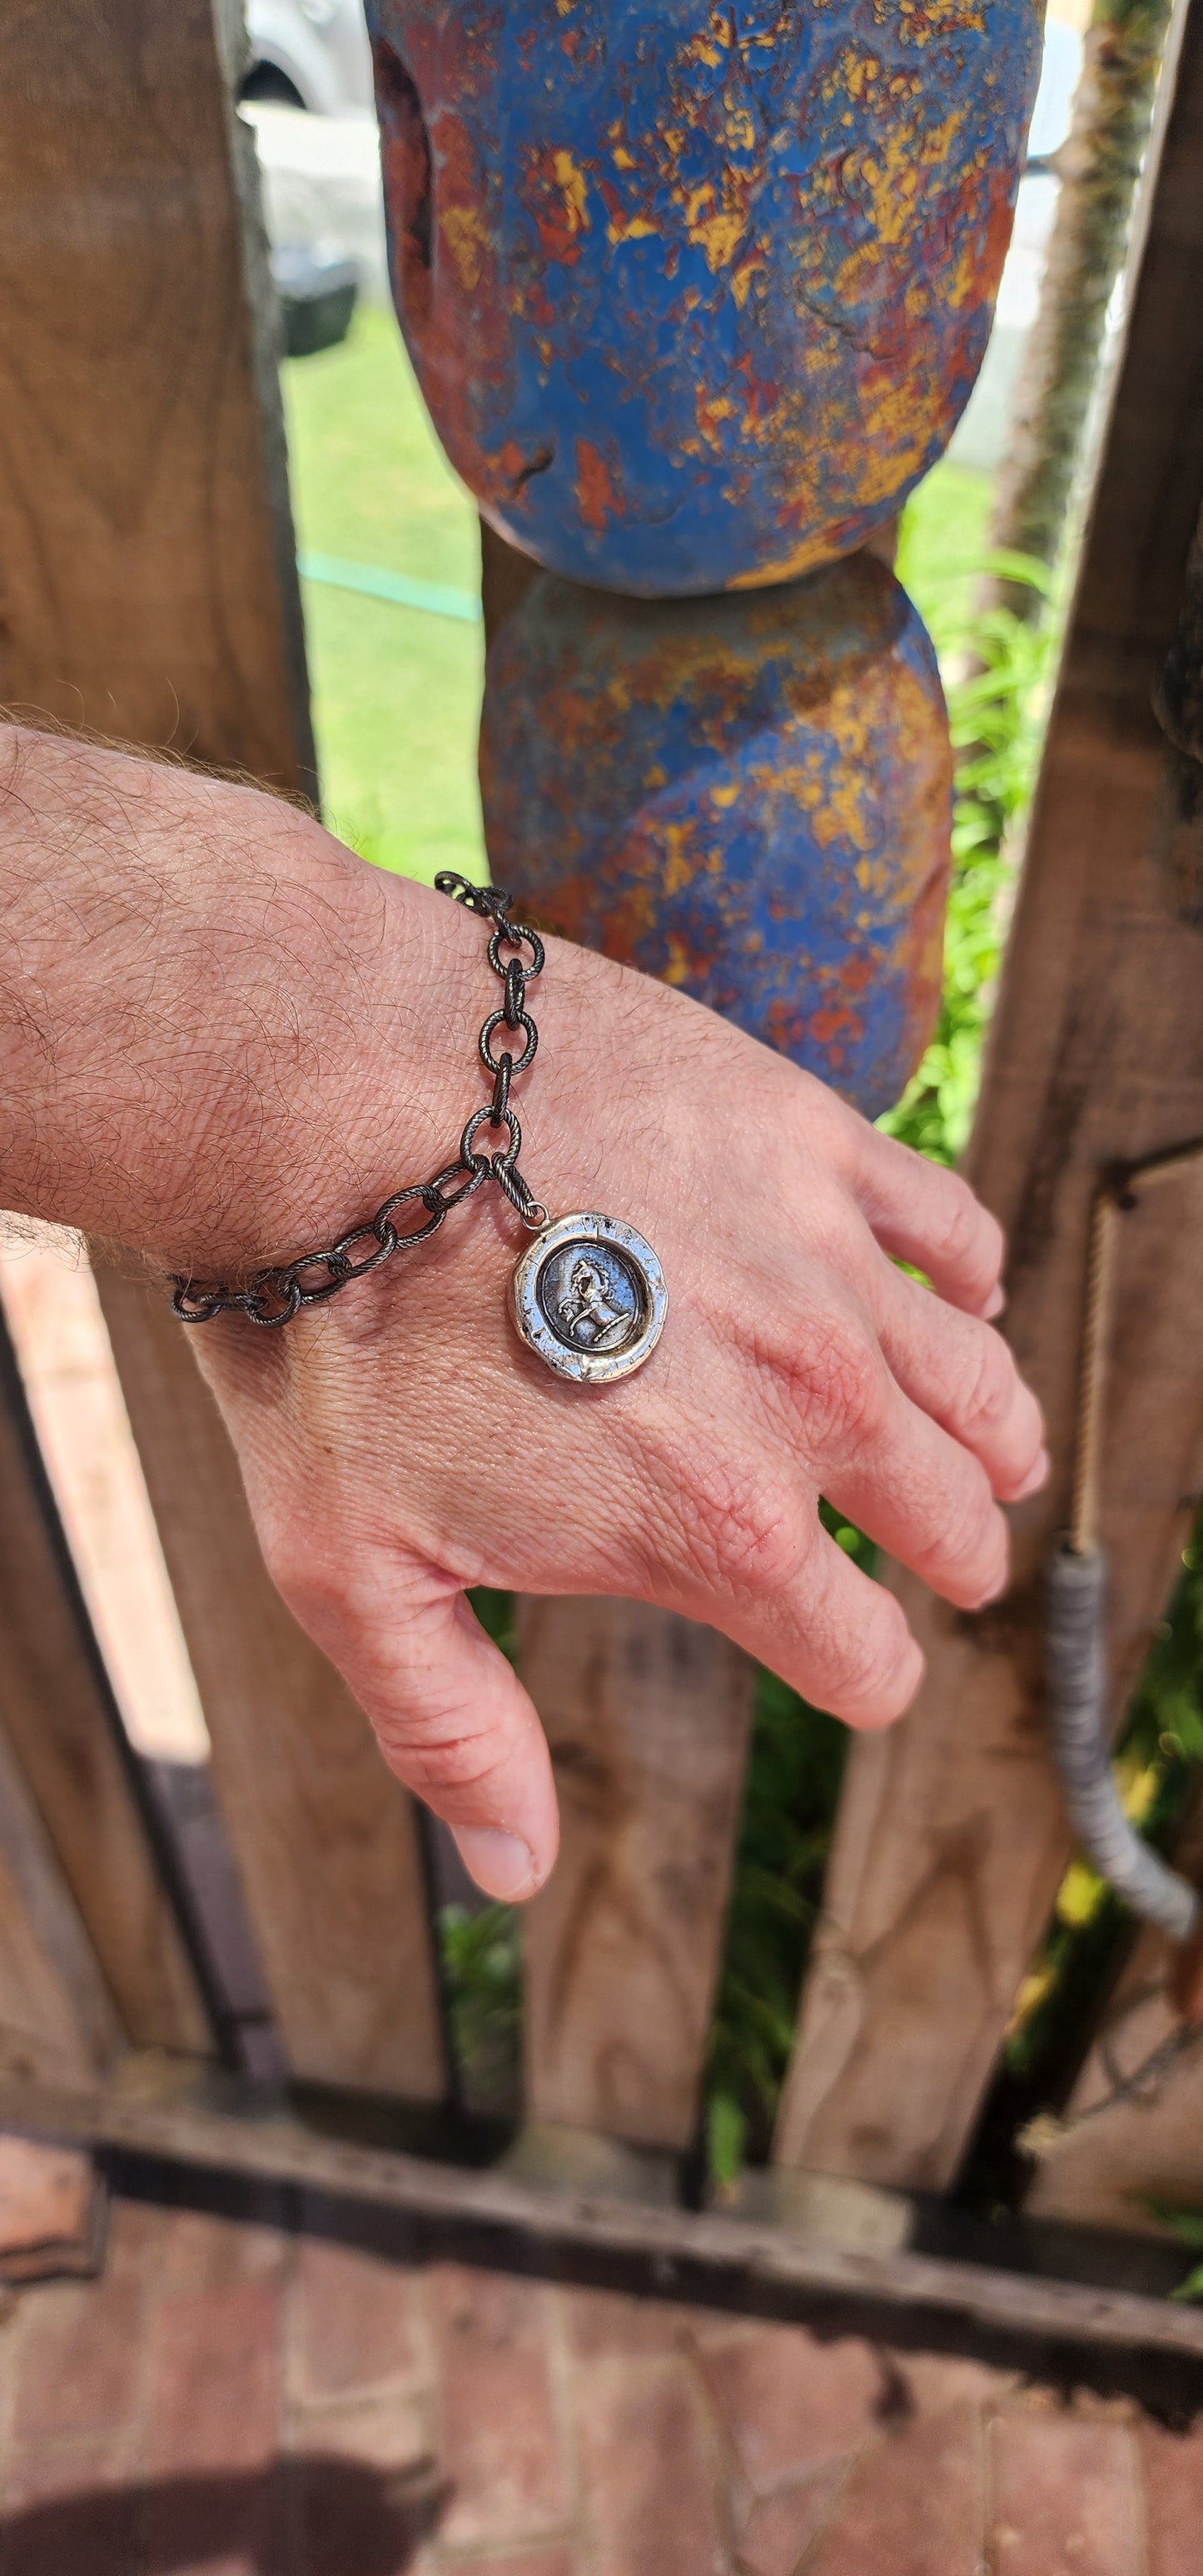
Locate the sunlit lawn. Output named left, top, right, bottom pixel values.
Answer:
left=281, top=297, right=991, bottom=880
left=281, top=303, right=486, bottom=883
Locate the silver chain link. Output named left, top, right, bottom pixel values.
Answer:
left=171, top=874, right=548, bottom=1330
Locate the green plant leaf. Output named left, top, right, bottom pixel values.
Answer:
left=1147, top=2198, right=1203, bottom=2248
left=707, top=2090, right=748, bottom=2191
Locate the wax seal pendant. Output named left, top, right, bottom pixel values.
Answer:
left=510, top=1213, right=668, bottom=1385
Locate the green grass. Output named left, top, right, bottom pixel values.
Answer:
left=895, top=461, right=993, bottom=654
left=281, top=303, right=486, bottom=883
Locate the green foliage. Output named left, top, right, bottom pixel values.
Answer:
left=467, top=1585, right=518, bottom=1666
left=439, top=1900, right=523, bottom=2119
left=882, top=550, right=1057, bottom=1166
left=435, top=1587, right=523, bottom=2118
left=704, top=1663, right=850, bottom=2183
left=895, top=460, right=992, bottom=631
left=1146, top=2199, right=1203, bottom=2302
left=1125, top=1526, right=1203, bottom=1786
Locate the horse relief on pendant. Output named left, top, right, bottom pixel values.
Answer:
left=510, top=1212, right=667, bottom=1384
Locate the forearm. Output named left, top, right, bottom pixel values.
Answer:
left=0, top=724, right=488, bottom=1271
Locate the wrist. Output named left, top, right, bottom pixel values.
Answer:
left=152, top=855, right=517, bottom=1282
left=0, top=728, right=495, bottom=1276
left=175, top=873, right=628, bottom=1312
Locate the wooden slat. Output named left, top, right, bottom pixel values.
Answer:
left=0, top=0, right=314, bottom=787
left=0, top=1719, right=125, bottom=2091
left=8, top=2056, right=1203, bottom=2368
left=0, top=1310, right=210, bottom=2056
left=774, top=0, right=1203, bottom=2194
left=0, top=0, right=446, bottom=2100
left=97, top=1271, right=446, bottom=2099
left=519, top=1599, right=754, bottom=2151
left=1027, top=1794, right=1203, bottom=2235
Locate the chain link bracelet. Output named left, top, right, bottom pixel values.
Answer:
left=171, top=872, right=669, bottom=1385
left=171, top=874, right=547, bottom=1330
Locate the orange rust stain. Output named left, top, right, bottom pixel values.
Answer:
left=808, top=1002, right=866, bottom=1047
left=527, top=143, right=592, bottom=265
left=575, top=440, right=622, bottom=534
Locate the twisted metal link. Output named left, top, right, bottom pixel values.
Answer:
left=171, top=874, right=548, bottom=1329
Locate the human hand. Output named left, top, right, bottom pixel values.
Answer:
left=188, top=878, right=1046, bottom=1903
left=0, top=729, right=1045, bottom=1904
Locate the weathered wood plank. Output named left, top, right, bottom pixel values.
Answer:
left=0, top=0, right=446, bottom=2100
left=0, top=1236, right=211, bottom=1768
left=1027, top=1793, right=1203, bottom=2235
left=519, top=1599, right=755, bottom=2151
left=775, top=0, right=1203, bottom=2193
left=0, top=0, right=313, bottom=788
left=97, top=1270, right=446, bottom=2098
left=0, top=1305, right=210, bottom=2056
left=0, top=1720, right=125, bottom=2091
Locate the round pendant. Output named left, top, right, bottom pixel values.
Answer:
left=510, top=1212, right=668, bottom=1385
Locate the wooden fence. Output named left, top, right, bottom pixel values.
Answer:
left=3, top=0, right=1203, bottom=2358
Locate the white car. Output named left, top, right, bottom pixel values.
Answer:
left=242, top=0, right=374, bottom=115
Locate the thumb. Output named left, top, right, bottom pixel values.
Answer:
left=283, top=1551, right=559, bottom=1901
left=387, top=1586, right=560, bottom=1901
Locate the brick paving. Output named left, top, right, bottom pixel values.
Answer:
left=0, top=2193, right=1200, bottom=2573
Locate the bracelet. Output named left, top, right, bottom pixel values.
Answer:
left=171, top=873, right=668, bottom=1385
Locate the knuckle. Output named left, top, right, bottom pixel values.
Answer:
left=679, top=1460, right=806, bottom=1601
left=829, top=1598, right=912, bottom=1714
left=956, top=1327, right=1016, bottom=1439
left=264, top=1534, right=350, bottom=1632
left=938, top=1484, right=1007, bottom=1594
left=374, top=1712, right=502, bottom=1800
left=932, top=1174, right=999, bottom=1287
left=789, top=1320, right=886, bottom=1457
left=791, top=1067, right=854, bottom=1155
left=257, top=1511, right=425, bottom=1653
left=256, top=1509, right=327, bottom=1622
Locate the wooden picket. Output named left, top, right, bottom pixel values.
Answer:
left=1027, top=1792, right=1203, bottom=2233
left=0, top=1309, right=210, bottom=2066
left=519, top=1599, right=755, bottom=2153
left=97, top=1271, right=446, bottom=2099
left=0, top=0, right=445, bottom=2106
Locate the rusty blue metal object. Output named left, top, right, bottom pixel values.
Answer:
left=480, top=554, right=952, bottom=1115
left=367, top=0, right=1041, bottom=597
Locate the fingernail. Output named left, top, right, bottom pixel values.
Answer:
left=983, top=1282, right=1007, bottom=1319
left=451, top=1826, right=538, bottom=1902
left=1012, top=1446, right=1051, bottom=1501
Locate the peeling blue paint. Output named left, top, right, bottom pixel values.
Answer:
left=367, top=0, right=1041, bottom=596
left=480, top=554, right=952, bottom=1114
